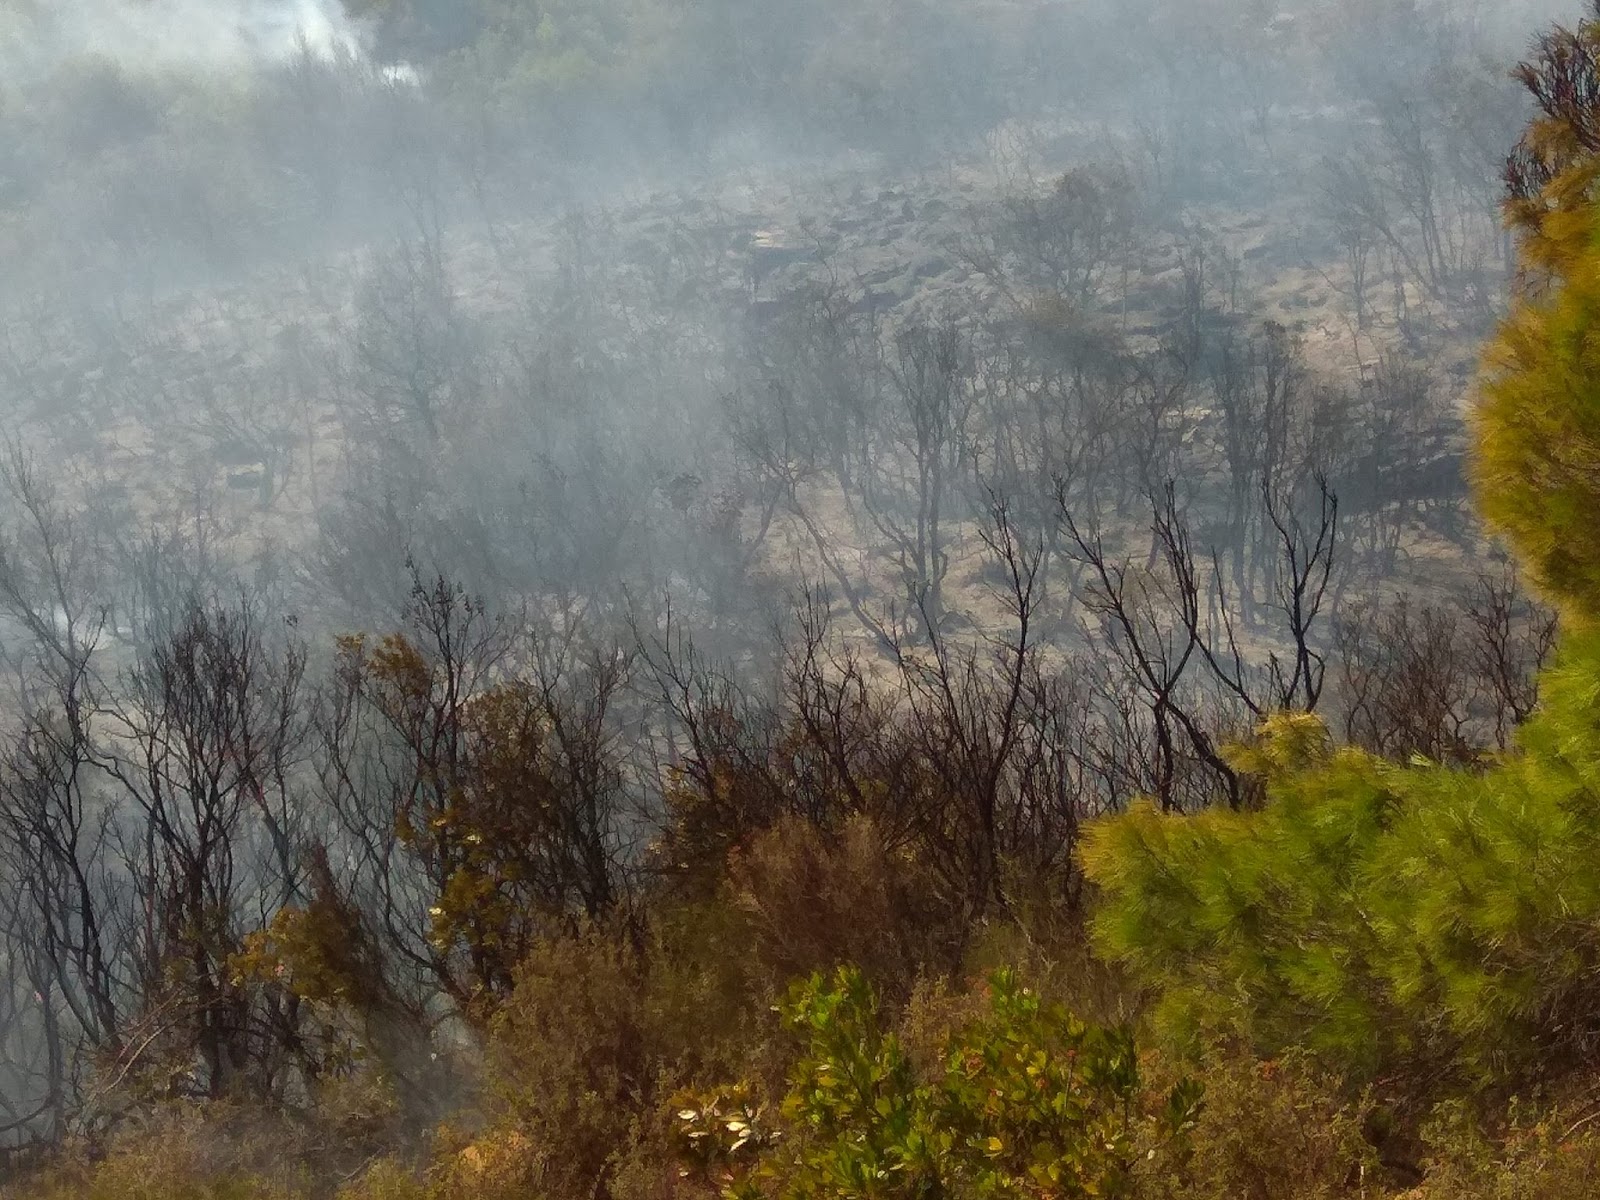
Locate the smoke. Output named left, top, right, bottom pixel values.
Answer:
left=1, top=0, right=364, bottom=82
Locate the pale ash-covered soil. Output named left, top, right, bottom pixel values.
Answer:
left=0, top=118, right=1501, bottom=643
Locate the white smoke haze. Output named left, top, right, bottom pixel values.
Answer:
left=1, top=0, right=364, bottom=80
left=0, top=0, right=1595, bottom=1162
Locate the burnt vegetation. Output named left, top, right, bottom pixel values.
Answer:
left=0, top=1, right=1596, bottom=1197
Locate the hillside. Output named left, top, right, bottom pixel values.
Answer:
left=0, top=2, right=1594, bottom=1197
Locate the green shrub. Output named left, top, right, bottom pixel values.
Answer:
left=1079, top=713, right=1406, bottom=1073
left=675, top=966, right=1202, bottom=1200
left=1081, top=639, right=1600, bottom=1085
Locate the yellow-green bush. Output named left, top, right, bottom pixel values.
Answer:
left=672, top=966, right=1202, bottom=1200
left=1476, top=232, right=1600, bottom=623
left=16, top=1106, right=310, bottom=1200
left=1081, top=45, right=1600, bottom=1084
left=1082, top=648, right=1600, bottom=1086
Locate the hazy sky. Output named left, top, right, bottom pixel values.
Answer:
left=1, top=0, right=361, bottom=80
left=1, top=1, right=1588, bottom=87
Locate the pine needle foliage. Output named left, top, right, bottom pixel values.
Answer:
left=1481, top=0, right=1600, bottom=620
left=1081, top=14, right=1600, bottom=1088
left=1082, top=631, right=1600, bottom=1082
left=1475, top=232, right=1600, bottom=622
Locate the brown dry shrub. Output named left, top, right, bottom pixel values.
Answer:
left=460, top=911, right=770, bottom=1200
left=723, top=812, right=958, bottom=1001
left=1404, top=1094, right=1600, bottom=1200
left=474, top=929, right=655, bottom=1200
left=17, top=1103, right=311, bottom=1200
left=1141, top=1045, right=1379, bottom=1200
left=336, top=1158, right=429, bottom=1200
left=960, top=915, right=1136, bottom=1029
left=895, top=974, right=992, bottom=1081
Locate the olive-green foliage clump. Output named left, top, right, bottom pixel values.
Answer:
left=1479, top=5, right=1600, bottom=621
left=674, top=967, right=1202, bottom=1200
left=1476, top=233, right=1600, bottom=623
left=1083, top=646, right=1600, bottom=1084
left=1086, top=138, right=1600, bottom=1077
left=1082, top=9, right=1600, bottom=1085
left=1081, top=715, right=1401, bottom=1072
